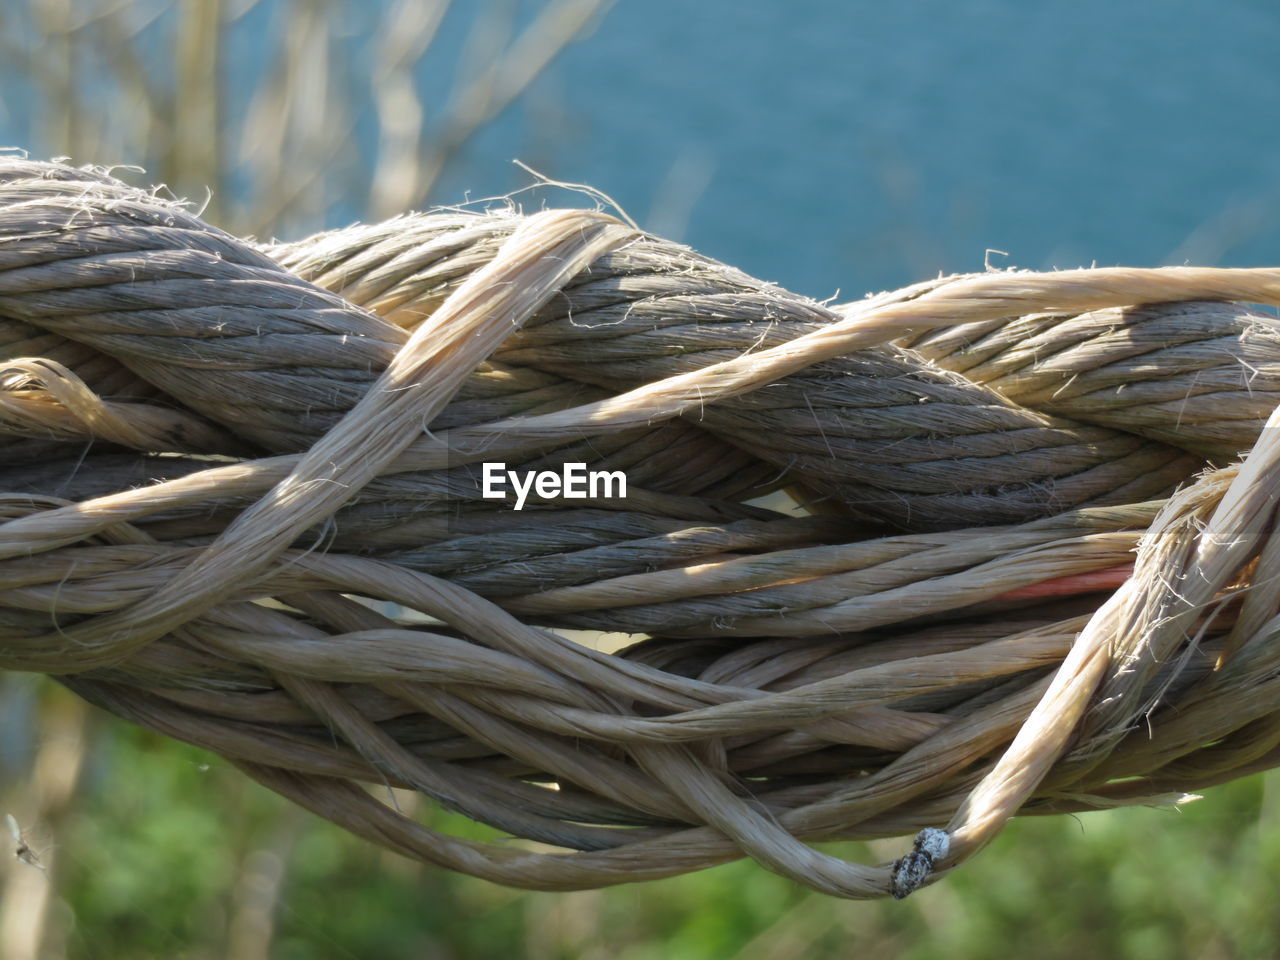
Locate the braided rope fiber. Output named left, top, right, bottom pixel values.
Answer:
left=6, top=158, right=1280, bottom=898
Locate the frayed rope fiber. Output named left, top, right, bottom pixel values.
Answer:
left=6, top=157, right=1280, bottom=897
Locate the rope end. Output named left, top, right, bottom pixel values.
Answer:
left=890, top=827, right=950, bottom=900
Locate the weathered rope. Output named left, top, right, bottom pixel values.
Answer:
left=5, top=157, right=1280, bottom=898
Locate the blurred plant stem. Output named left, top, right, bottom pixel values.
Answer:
left=0, top=683, right=88, bottom=960
left=369, top=0, right=613, bottom=219
left=171, top=0, right=223, bottom=221
left=3, top=0, right=611, bottom=236
left=224, top=799, right=303, bottom=960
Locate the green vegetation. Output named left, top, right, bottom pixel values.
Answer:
left=8, top=694, right=1268, bottom=959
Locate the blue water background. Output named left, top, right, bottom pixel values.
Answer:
left=7, top=0, right=1280, bottom=302
left=433, top=0, right=1280, bottom=301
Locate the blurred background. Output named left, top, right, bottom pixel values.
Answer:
left=2, top=0, right=1280, bottom=957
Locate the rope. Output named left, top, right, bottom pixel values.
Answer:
left=5, top=157, right=1280, bottom=898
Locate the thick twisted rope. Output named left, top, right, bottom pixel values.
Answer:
left=5, top=158, right=1280, bottom=898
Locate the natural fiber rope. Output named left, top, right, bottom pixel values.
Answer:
left=6, top=158, right=1280, bottom=898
